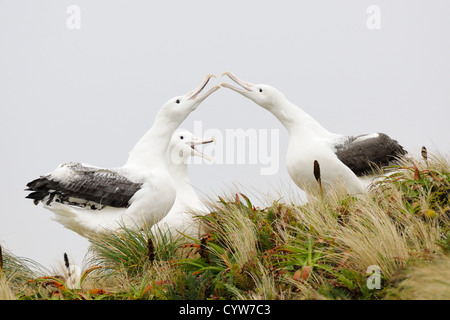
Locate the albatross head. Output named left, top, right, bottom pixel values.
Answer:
left=168, top=131, right=215, bottom=164
left=220, top=72, right=284, bottom=110
left=160, top=74, right=220, bottom=122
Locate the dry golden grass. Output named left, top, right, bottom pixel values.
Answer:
left=389, top=255, right=450, bottom=299
left=0, top=276, right=15, bottom=300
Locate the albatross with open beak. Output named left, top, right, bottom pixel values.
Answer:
left=152, top=131, right=215, bottom=241
left=221, top=72, right=406, bottom=195
left=26, top=74, right=220, bottom=238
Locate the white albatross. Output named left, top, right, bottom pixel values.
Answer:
left=151, top=131, right=214, bottom=242
left=221, top=72, right=406, bottom=195
left=26, top=74, right=220, bottom=237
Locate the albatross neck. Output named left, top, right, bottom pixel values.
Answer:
left=267, top=98, right=335, bottom=138
left=166, top=159, right=203, bottom=218
left=168, top=157, right=199, bottom=200
left=124, top=113, right=180, bottom=170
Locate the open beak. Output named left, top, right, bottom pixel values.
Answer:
left=187, top=74, right=220, bottom=102
left=220, top=71, right=254, bottom=94
left=189, top=136, right=215, bottom=161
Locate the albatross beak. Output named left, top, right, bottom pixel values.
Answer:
left=187, top=74, right=220, bottom=102
left=190, top=136, right=215, bottom=161
left=220, top=71, right=254, bottom=94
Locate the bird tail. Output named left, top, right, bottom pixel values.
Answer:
left=25, top=177, right=57, bottom=205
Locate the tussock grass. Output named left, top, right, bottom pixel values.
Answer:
left=3, top=152, right=450, bottom=300
left=387, top=255, right=450, bottom=299
left=0, top=245, right=45, bottom=300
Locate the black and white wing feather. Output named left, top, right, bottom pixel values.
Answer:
left=334, top=133, right=407, bottom=176
left=25, top=162, right=143, bottom=209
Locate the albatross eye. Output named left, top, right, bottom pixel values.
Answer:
left=259, top=88, right=263, bottom=93
left=176, top=99, right=180, bottom=104
left=180, top=136, right=184, bottom=140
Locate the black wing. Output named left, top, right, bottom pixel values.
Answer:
left=25, top=163, right=143, bottom=209
left=335, top=133, right=407, bottom=176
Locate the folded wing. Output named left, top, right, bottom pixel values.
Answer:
left=25, top=162, right=143, bottom=209
left=334, top=133, right=407, bottom=176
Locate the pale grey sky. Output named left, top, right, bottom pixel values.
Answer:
left=1, top=0, right=449, bottom=269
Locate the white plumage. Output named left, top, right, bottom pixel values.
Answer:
left=26, top=74, right=220, bottom=237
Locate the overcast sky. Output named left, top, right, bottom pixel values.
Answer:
left=1, top=0, right=449, bottom=270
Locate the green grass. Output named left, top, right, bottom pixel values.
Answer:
left=2, top=152, right=449, bottom=300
